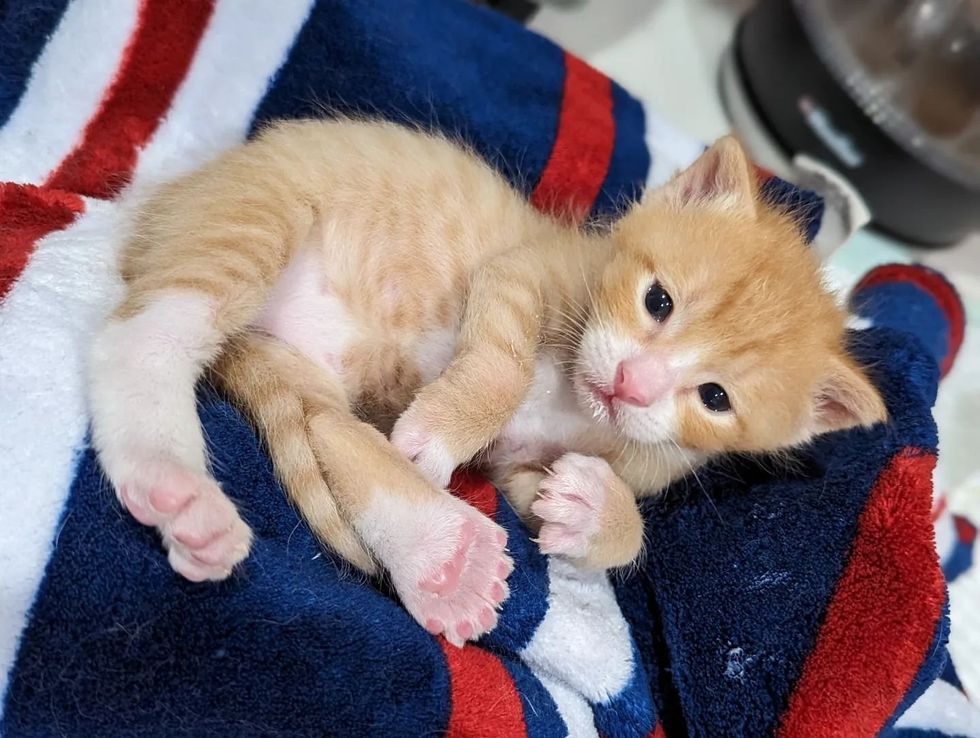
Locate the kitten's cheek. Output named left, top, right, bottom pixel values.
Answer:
left=621, top=403, right=679, bottom=446
left=675, top=407, right=730, bottom=452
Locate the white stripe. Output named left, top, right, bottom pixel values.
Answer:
left=129, top=0, right=315, bottom=192
left=537, top=675, right=600, bottom=738
left=0, top=196, right=129, bottom=712
left=0, top=0, right=140, bottom=184
left=0, top=0, right=313, bottom=708
left=642, top=102, right=704, bottom=190
left=950, top=545, right=980, bottom=702
left=895, top=679, right=980, bottom=737
left=522, top=558, right=635, bottom=704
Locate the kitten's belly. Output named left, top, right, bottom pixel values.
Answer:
left=254, top=244, right=459, bottom=400
left=255, top=246, right=359, bottom=374
left=253, top=246, right=597, bottom=463
left=489, top=354, right=601, bottom=469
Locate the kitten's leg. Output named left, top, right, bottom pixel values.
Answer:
left=391, top=249, right=542, bottom=487
left=88, top=144, right=318, bottom=581
left=89, top=290, right=258, bottom=581
left=212, top=334, right=376, bottom=575
left=220, top=336, right=512, bottom=645
left=501, top=455, right=645, bottom=570
left=306, top=395, right=512, bottom=647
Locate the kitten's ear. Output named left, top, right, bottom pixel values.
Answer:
left=656, top=135, right=757, bottom=216
left=810, top=355, right=887, bottom=435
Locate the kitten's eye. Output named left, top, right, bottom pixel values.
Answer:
left=698, top=383, right=731, bottom=413
left=644, top=282, right=673, bottom=322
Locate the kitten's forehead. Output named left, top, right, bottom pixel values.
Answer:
left=626, top=205, right=832, bottom=310
left=611, top=202, right=844, bottom=378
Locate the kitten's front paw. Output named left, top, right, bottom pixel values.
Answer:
left=532, top=454, right=606, bottom=558
left=390, top=404, right=457, bottom=489
left=532, top=453, right=642, bottom=569
left=116, top=458, right=252, bottom=581
left=384, top=496, right=513, bottom=647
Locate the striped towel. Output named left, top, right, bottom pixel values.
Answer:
left=0, top=1, right=974, bottom=735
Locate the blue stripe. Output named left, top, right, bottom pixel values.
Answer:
left=882, top=597, right=950, bottom=736
left=497, top=657, right=565, bottom=738
left=482, top=492, right=550, bottom=653
left=591, top=645, right=656, bottom=738
left=943, top=534, right=974, bottom=584
left=941, top=653, right=964, bottom=693
left=760, top=176, right=824, bottom=243
left=0, top=0, right=71, bottom=128
left=250, top=0, right=564, bottom=200
left=851, top=282, right=951, bottom=377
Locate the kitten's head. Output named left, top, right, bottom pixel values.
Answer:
left=574, top=136, right=886, bottom=455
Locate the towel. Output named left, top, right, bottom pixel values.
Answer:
left=0, top=1, right=973, bottom=735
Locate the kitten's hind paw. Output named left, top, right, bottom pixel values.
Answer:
left=116, top=458, right=252, bottom=581
left=380, top=495, right=513, bottom=647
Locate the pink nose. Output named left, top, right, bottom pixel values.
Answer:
left=613, top=355, right=677, bottom=407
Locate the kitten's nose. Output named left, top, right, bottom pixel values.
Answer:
left=613, top=356, right=677, bottom=407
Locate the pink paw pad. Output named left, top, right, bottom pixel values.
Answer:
left=116, top=458, right=253, bottom=582
left=148, top=484, right=193, bottom=514
left=532, top=453, right=610, bottom=559
left=479, top=608, right=496, bottom=630
left=386, top=495, right=513, bottom=648
left=419, top=520, right=476, bottom=594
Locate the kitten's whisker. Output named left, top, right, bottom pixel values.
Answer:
left=670, top=438, right=722, bottom=523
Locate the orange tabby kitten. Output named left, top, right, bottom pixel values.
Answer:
left=87, top=119, right=885, bottom=647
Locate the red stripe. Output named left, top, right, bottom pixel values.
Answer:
left=440, top=641, right=526, bottom=738
left=954, top=515, right=976, bottom=545
left=855, top=264, right=965, bottom=377
left=0, top=184, right=85, bottom=302
left=648, top=723, right=667, bottom=738
left=45, top=0, right=215, bottom=199
left=451, top=470, right=498, bottom=519
left=530, top=52, right=615, bottom=223
left=777, top=449, right=946, bottom=737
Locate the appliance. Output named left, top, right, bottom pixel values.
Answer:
left=726, top=0, right=980, bottom=246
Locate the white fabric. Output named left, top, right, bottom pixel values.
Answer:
left=0, top=196, right=127, bottom=707
left=0, top=0, right=139, bottom=184
left=0, top=0, right=315, bottom=716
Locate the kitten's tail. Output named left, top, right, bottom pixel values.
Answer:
left=214, top=333, right=377, bottom=574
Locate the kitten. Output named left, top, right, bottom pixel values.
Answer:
left=87, top=119, right=886, bottom=647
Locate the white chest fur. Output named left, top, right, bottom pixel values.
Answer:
left=490, top=354, right=602, bottom=469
